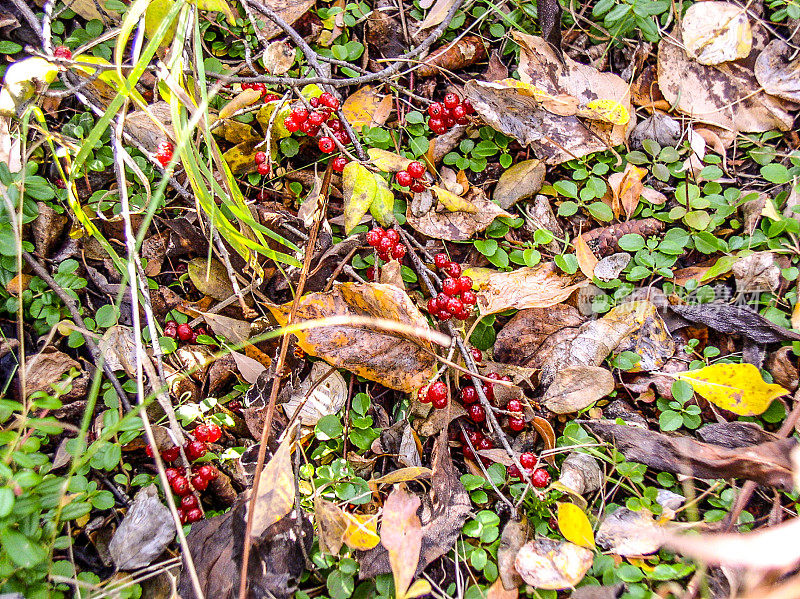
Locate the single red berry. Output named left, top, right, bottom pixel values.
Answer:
left=438, top=309, right=452, bottom=321
left=434, top=253, right=449, bottom=269
left=334, top=130, right=351, bottom=145
left=263, top=93, right=280, bottom=102
left=257, top=162, right=271, bottom=175
left=185, top=508, right=204, bottom=523
left=487, top=372, right=502, bottom=380
left=55, top=178, right=66, bottom=189
left=382, top=229, right=398, bottom=243
left=205, top=424, right=222, bottom=443
left=254, top=151, right=267, bottom=164
left=241, top=83, right=253, bottom=90
left=162, top=446, right=180, bottom=462
left=456, top=116, right=469, bottom=126
left=366, top=266, right=376, bottom=281
left=178, top=508, right=189, bottom=524
left=377, top=250, right=390, bottom=262
left=309, top=96, right=320, bottom=108
left=318, top=136, right=335, bottom=153
left=508, top=417, right=525, bottom=432
left=531, top=468, right=550, bottom=488
left=329, top=118, right=342, bottom=131
left=508, top=465, right=521, bottom=479
left=470, top=348, right=483, bottom=363
left=251, top=83, right=267, bottom=95
left=198, top=464, right=219, bottom=483
left=460, top=386, right=477, bottom=404
left=194, top=425, right=210, bottom=442
left=452, top=105, right=467, bottom=120
left=519, top=452, right=536, bottom=469
left=406, top=161, right=426, bottom=179
left=428, top=118, right=446, bottom=134
left=54, top=45, right=72, bottom=59
left=443, top=93, right=460, bottom=109
left=427, top=298, right=439, bottom=316
left=435, top=292, right=450, bottom=310
left=308, top=111, right=326, bottom=126
left=445, top=115, right=456, bottom=128
left=462, top=99, right=475, bottom=114
left=500, top=375, right=512, bottom=382
left=170, top=476, right=190, bottom=496
left=442, top=278, right=459, bottom=296
left=467, top=431, right=483, bottom=446
left=177, top=323, right=193, bottom=342
left=455, top=306, right=471, bottom=320
left=332, top=156, right=347, bottom=172
left=457, top=276, right=473, bottom=293
left=164, top=324, right=177, bottom=339
left=418, top=385, right=431, bottom=403
left=396, top=170, right=412, bottom=187
left=378, top=236, right=394, bottom=256
left=481, top=381, right=494, bottom=401
left=165, top=468, right=180, bottom=482
left=446, top=296, right=463, bottom=314
left=391, top=244, right=406, bottom=260
left=410, top=181, right=427, bottom=193
left=191, top=473, right=209, bottom=491
left=477, top=437, right=494, bottom=451
left=146, top=444, right=155, bottom=458
left=366, top=228, right=384, bottom=247
left=507, top=399, right=522, bottom=413
left=461, top=290, right=477, bottom=305
left=194, top=326, right=207, bottom=337
left=428, top=381, right=447, bottom=405
left=319, top=92, right=340, bottom=109
left=300, top=120, right=314, bottom=134
left=468, top=404, right=486, bottom=423
left=291, top=107, right=309, bottom=122
left=428, top=102, right=444, bottom=117
left=284, top=116, right=300, bottom=132
left=444, top=262, right=462, bottom=278
left=432, top=393, right=448, bottom=409
left=185, top=441, right=208, bottom=461
left=181, top=494, right=199, bottom=510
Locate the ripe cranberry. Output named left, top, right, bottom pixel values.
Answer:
left=396, top=170, right=412, bottom=187
left=185, top=441, right=208, bottom=461
left=164, top=323, right=177, bottom=338
left=178, top=508, right=189, bottom=524
left=427, top=298, right=439, bottom=315
left=432, top=394, right=448, bottom=409
left=519, top=452, right=536, bottom=469
left=162, top=446, right=180, bottom=462
left=508, top=465, right=521, bottom=479
left=251, top=83, right=267, bottom=95
left=508, top=417, right=525, bottom=432
left=438, top=309, right=452, bottom=321
left=451, top=104, right=467, bottom=119
left=318, top=136, right=335, bottom=153
left=334, top=130, right=351, bottom=145
left=428, top=118, right=447, bottom=134
left=442, top=278, right=459, bottom=296
left=155, top=141, right=174, bottom=168
left=176, top=323, right=193, bottom=342
left=443, top=93, right=460, bottom=109
left=263, top=93, right=280, bottom=102
left=462, top=99, right=475, bottom=114
left=53, top=45, right=72, bottom=59
left=460, top=386, right=477, bottom=404
left=470, top=348, right=483, bottom=363
left=185, top=508, right=204, bottom=523
left=428, top=381, right=447, bottom=405
left=146, top=444, right=155, bottom=458
left=194, top=424, right=210, bottom=442
left=54, top=178, right=66, bottom=189
left=467, top=431, right=483, bottom=446
left=332, top=156, right=347, bottom=172
left=190, top=473, right=209, bottom=491
left=428, top=102, right=444, bottom=117
left=434, top=253, right=450, bottom=269
left=284, top=116, right=300, bottom=132
left=507, top=399, right=522, bottom=413
left=410, top=181, right=427, bottom=193
left=457, top=276, right=473, bottom=293
left=455, top=306, right=472, bottom=320
left=531, top=468, right=551, bottom=488
left=309, top=96, right=320, bottom=108
left=468, top=404, right=486, bottom=423
left=241, top=83, right=253, bottom=90
left=435, top=292, right=450, bottom=310
left=391, top=244, right=406, bottom=260
left=254, top=151, right=267, bottom=164
left=205, top=424, right=222, bottom=443
left=406, top=161, right=426, bottom=179
left=366, top=227, right=384, bottom=247
left=477, top=437, right=494, bottom=451
left=197, top=464, right=219, bottom=481
left=181, top=494, right=199, bottom=510
left=456, top=116, right=469, bottom=126
left=329, top=118, right=342, bottom=131
left=319, top=92, right=340, bottom=110
left=377, top=249, right=390, bottom=262
left=481, top=380, right=494, bottom=401
left=257, top=162, right=271, bottom=175
left=170, top=476, right=190, bottom=496
left=444, top=262, right=462, bottom=278
left=378, top=236, right=394, bottom=256
left=165, top=468, right=180, bottom=482
left=444, top=115, right=456, bottom=128
left=446, top=296, right=463, bottom=314
left=418, top=385, right=431, bottom=403
left=461, top=290, right=477, bottom=305
left=300, top=120, right=314, bottom=134
left=382, top=229, right=398, bottom=243
left=308, top=111, right=326, bottom=126
left=291, top=107, right=309, bottom=122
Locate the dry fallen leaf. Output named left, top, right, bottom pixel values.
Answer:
left=608, top=163, right=646, bottom=218
left=342, top=86, right=393, bottom=130
left=416, top=35, right=487, bottom=77
left=493, top=159, right=546, bottom=209
left=282, top=361, right=348, bottom=426
left=407, top=187, right=511, bottom=241
left=250, top=426, right=296, bottom=537
left=262, top=40, right=296, bottom=75
left=514, top=538, right=593, bottom=590
left=681, top=1, right=752, bottom=65
left=380, top=484, right=425, bottom=599
left=543, top=366, right=615, bottom=414
left=595, top=507, right=663, bottom=556
left=574, top=234, right=598, bottom=280
left=187, top=257, right=234, bottom=301
left=557, top=503, right=595, bottom=549
left=25, top=349, right=80, bottom=396
left=755, top=39, right=800, bottom=103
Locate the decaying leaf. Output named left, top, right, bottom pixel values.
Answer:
left=497, top=518, right=529, bottom=590
left=282, top=361, right=348, bottom=425
left=250, top=426, right=297, bottom=537
left=24, top=349, right=80, bottom=396
left=593, top=253, right=631, bottom=282
left=494, top=304, right=586, bottom=367
left=187, top=257, right=234, bottom=301
left=492, top=159, right=546, bottom=209
left=109, top=485, right=175, bottom=571
left=267, top=283, right=440, bottom=392
left=263, top=40, right=296, bottom=75
left=342, top=86, right=393, bottom=130
left=585, top=421, right=797, bottom=490
left=315, top=497, right=380, bottom=554
left=732, top=251, right=781, bottom=292
left=669, top=302, right=800, bottom=344
left=755, top=39, right=800, bottom=103
left=406, top=187, right=511, bottom=241
left=574, top=234, right=598, bottom=280
left=431, top=184, right=478, bottom=213
left=595, top=507, right=662, bottom=556
left=675, top=362, right=788, bottom=416
left=250, top=0, right=316, bottom=41
left=416, top=35, right=488, bottom=77
left=476, top=263, right=587, bottom=315
left=368, top=148, right=413, bottom=172
left=514, top=537, right=593, bottom=589
left=608, top=164, right=646, bottom=218
left=558, top=453, right=603, bottom=496
left=543, top=366, right=615, bottom=414
left=681, top=1, right=752, bottom=65
left=379, top=484, right=428, bottom=599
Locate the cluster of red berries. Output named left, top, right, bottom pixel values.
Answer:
left=53, top=46, right=72, bottom=60
left=164, top=320, right=209, bottom=344
left=241, top=82, right=280, bottom=102
left=155, top=140, right=174, bottom=168
left=283, top=93, right=350, bottom=153
left=427, top=93, right=475, bottom=135
left=395, top=161, right=428, bottom=193
left=505, top=397, right=526, bottom=432
left=507, top=452, right=551, bottom=488
left=254, top=151, right=271, bottom=176
left=426, top=254, right=475, bottom=321
left=366, top=227, right=407, bottom=261
left=460, top=428, right=494, bottom=465
left=165, top=463, right=219, bottom=523
left=418, top=380, right=448, bottom=409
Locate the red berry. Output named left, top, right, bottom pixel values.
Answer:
left=332, top=156, right=347, bottom=172
left=396, top=171, right=412, bottom=187
left=185, top=441, right=208, bottom=461
left=171, top=476, right=190, bottom=496
left=252, top=83, right=267, bottom=95
left=165, top=468, right=180, bottom=482
left=410, top=181, right=427, bottom=193
left=487, top=372, right=502, bottom=380
left=467, top=431, right=483, bottom=446
left=461, top=290, right=477, bottom=305
left=194, top=425, right=210, bottom=442
left=181, top=494, right=199, bottom=510
left=456, top=116, right=469, bottom=126
left=468, top=404, right=486, bottom=423
left=452, top=105, right=467, bottom=120
left=446, top=296, right=463, bottom=314
left=444, top=262, right=462, bottom=278
left=319, top=92, right=339, bottom=109
left=378, top=237, right=394, bottom=255
left=308, top=111, right=326, bottom=126
left=263, top=93, right=280, bottom=102
left=445, top=115, right=456, bottom=128
left=366, top=228, right=384, bottom=248
left=54, top=45, right=72, bottom=59
left=437, top=309, right=452, bottom=321
left=428, top=118, right=446, bottom=134
left=190, top=331, right=199, bottom=343
left=377, top=250, right=390, bottom=262
left=443, top=93, right=460, bottom=109
left=318, top=136, right=335, bottom=153
left=257, top=162, right=271, bottom=175
left=177, top=323, right=193, bottom=342
left=477, top=437, right=494, bottom=451
left=531, top=468, right=550, bottom=488
left=428, top=381, right=447, bottom=405
left=519, top=452, right=536, bottom=469
left=146, top=444, right=155, bottom=458
left=329, top=119, right=342, bottom=131
left=507, top=399, right=522, bottom=413
left=457, top=276, right=473, bottom=293
left=300, top=120, right=314, bottom=134
left=391, top=244, right=406, bottom=260
left=291, top=107, right=309, bottom=122
left=407, top=161, right=426, bottom=179
left=428, top=103, right=444, bottom=117
left=206, top=424, right=222, bottom=443
left=427, top=298, right=439, bottom=315
left=455, top=306, right=472, bottom=321
left=55, top=178, right=66, bottom=189
left=191, top=473, right=209, bottom=491
left=254, top=151, right=267, bottom=164
left=162, top=446, right=180, bottom=462
left=508, top=417, right=525, bottom=432
left=309, top=96, right=320, bottom=108
left=508, top=465, right=521, bottom=479
left=460, top=386, right=477, bottom=404
left=470, top=348, right=483, bottom=363
left=334, top=130, right=351, bottom=145
left=435, top=292, right=450, bottom=310
left=442, top=278, right=459, bottom=296
left=434, top=253, right=449, bottom=269
left=419, top=385, right=431, bottom=403
left=432, top=393, right=448, bottom=409
left=242, top=83, right=253, bottom=90
left=185, top=508, right=204, bottom=523
left=462, top=99, right=475, bottom=114
left=481, top=381, right=494, bottom=401
left=284, top=116, right=300, bottom=132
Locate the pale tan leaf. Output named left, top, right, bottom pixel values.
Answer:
left=381, top=485, right=423, bottom=599
left=476, top=263, right=588, bottom=315
left=682, top=1, right=752, bottom=65
left=250, top=426, right=296, bottom=537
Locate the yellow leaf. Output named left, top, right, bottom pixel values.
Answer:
left=581, top=99, right=630, bottom=125
left=370, top=176, right=396, bottom=227
left=431, top=185, right=478, bottom=213
left=342, top=85, right=393, bottom=130
left=368, top=148, right=412, bottom=173
left=557, top=502, right=595, bottom=549
left=251, top=425, right=296, bottom=537
left=193, top=0, right=236, bottom=24
left=342, top=513, right=381, bottom=550
left=218, top=88, right=262, bottom=120
left=404, top=579, right=432, bottom=599
left=343, top=162, right=378, bottom=234
left=573, top=234, right=597, bottom=280
left=675, top=362, right=788, bottom=416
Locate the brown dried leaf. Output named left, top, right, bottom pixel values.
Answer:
left=417, top=36, right=487, bottom=77
left=574, top=234, right=598, bottom=280
left=595, top=507, right=662, bottom=556
left=380, top=484, right=423, bottom=598
left=755, top=40, right=800, bottom=103
left=607, top=164, right=646, bottom=219
left=251, top=0, right=316, bottom=41
left=669, top=302, right=800, bottom=344
left=263, top=40, right=296, bottom=75
left=494, top=304, right=586, bottom=366
left=493, top=159, right=546, bottom=209
left=250, top=427, right=296, bottom=537
left=406, top=187, right=511, bottom=241
left=498, top=518, right=529, bottom=590
left=25, top=349, right=80, bottom=396
left=187, top=258, right=234, bottom=301
left=543, top=366, right=615, bottom=414
left=681, top=1, right=752, bottom=65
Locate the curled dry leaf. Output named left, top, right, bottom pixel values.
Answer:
left=543, top=366, right=615, bottom=414
left=732, top=251, right=780, bottom=292
left=514, top=537, right=593, bottom=590
left=608, top=163, right=646, bottom=218
left=492, top=159, right=546, bottom=209
left=558, top=453, right=603, bottom=496
left=755, top=40, right=800, bottom=103
left=25, top=349, right=80, bottom=396
left=476, top=262, right=587, bottom=316
left=249, top=425, right=297, bottom=538
left=574, top=234, right=598, bottom=280
left=262, top=40, right=296, bottom=75
left=379, top=484, right=424, bottom=599
left=416, top=35, right=488, bottom=77
left=681, top=1, right=752, bottom=65
left=282, top=361, right=348, bottom=426
left=498, top=518, right=529, bottom=590
left=494, top=304, right=586, bottom=367
left=342, top=85, right=393, bottom=130
left=593, top=253, right=631, bottom=282
left=595, top=507, right=662, bottom=556
left=108, top=485, right=175, bottom=571
left=406, top=187, right=512, bottom=241
left=267, top=283, right=439, bottom=392
left=315, top=497, right=380, bottom=555
left=669, top=302, right=800, bottom=344
left=431, top=184, right=478, bottom=213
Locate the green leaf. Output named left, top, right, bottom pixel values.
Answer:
left=659, top=410, right=683, bottom=431
left=0, top=487, right=14, bottom=518
left=618, top=234, right=645, bottom=251
left=1, top=529, right=48, bottom=568
left=316, top=415, right=344, bottom=440
left=342, top=162, right=378, bottom=234
left=760, top=163, right=791, bottom=184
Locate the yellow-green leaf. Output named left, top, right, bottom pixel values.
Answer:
left=370, top=175, right=395, bottom=227
left=430, top=185, right=478, bottom=213
left=580, top=99, right=630, bottom=125
left=193, top=0, right=236, bottom=24
left=218, top=88, right=262, bottom=120
left=368, top=148, right=412, bottom=173
left=675, top=362, right=788, bottom=416
left=557, top=502, right=595, bottom=549
left=343, top=162, right=378, bottom=235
